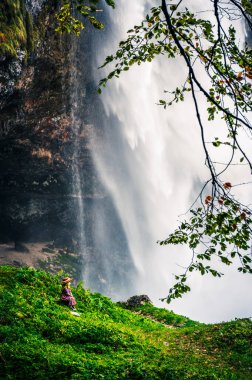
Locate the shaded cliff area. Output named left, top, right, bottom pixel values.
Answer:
left=0, top=0, right=74, bottom=245
left=0, top=1, right=135, bottom=294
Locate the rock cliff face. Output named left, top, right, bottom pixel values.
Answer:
left=0, top=1, right=105, bottom=247
left=0, top=1, right=76, bottom=245
left=0, top=1, right=135, bottom=295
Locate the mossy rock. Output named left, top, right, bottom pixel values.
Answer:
left=0, top=0, right=58, bottom=59
left=0, top=0, right=28, bottom=58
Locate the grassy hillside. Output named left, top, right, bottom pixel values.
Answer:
left=0, top=265, right=251, bottom=379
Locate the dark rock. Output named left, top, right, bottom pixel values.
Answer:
left=125, top=295, right=153, bottom=308
left=42, top=247, right=54, bottom=253
left=0, top=2, right=77, bottom=245
left=45, top=242, right=55, bottom=250
left=12, top=260, right=22, bottom=267
left=14, top=241, right=29, bottom=253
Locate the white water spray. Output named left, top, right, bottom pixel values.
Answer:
left=88, top=0, right=252, bottom=322
left=70, top=42, right=86, bottom=261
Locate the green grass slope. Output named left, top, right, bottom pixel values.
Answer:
left=0, top=266, right=251, bottom=379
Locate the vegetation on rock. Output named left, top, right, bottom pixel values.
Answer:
left=0, top=265, right=251, bottom=379
left=0, top=0, right=59, bottom=58
left=0, top=0, right=31, bottom=57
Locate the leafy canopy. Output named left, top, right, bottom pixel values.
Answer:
left=55, top=0, right=115, bottom=35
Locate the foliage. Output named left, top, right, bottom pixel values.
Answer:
left=55, top=0, right=115, bottom=35
left=0, top=265, right=251, bottom=379
left=159, top=195, right=252, bottom=302
left=242, top=0, right=252, bottom=14
left=0, top=0, right=56, bottom=58
left=0, top=0, right=28, bottom=57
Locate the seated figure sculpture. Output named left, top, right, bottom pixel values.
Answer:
left=61, top=277, right=77, bottom=310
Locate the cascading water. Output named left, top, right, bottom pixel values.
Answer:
left=69, top=27, right=137, bottom=299
left=70, top=41, right=86, bottom=263
left=80, top=0, right=252, bottom=322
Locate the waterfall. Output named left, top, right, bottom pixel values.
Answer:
left=77, top=0, right=252, bottom=323
left=70, top=26, right=137, bottom=299
left=70, top=40, right=86, bottom=262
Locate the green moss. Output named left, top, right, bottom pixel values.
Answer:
left=242, top=0, right=252, bottom=15
left=0, top=0, right=27, bottom=57
left=0, top=265, right=251, bottom=379
left=25, top=11, right=34, bottom=52
left=0, top=0, right=58, bottom=58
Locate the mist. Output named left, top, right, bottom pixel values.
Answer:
left=88, top=0, right=252, bottom=323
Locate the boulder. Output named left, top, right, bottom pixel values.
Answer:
left=125, top=295, right=152, bottom=308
